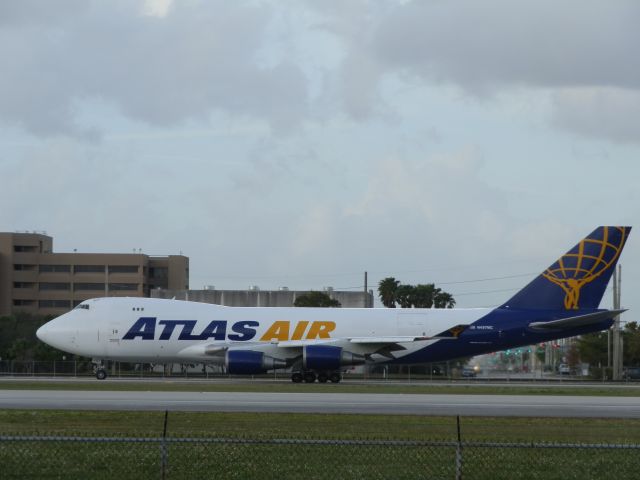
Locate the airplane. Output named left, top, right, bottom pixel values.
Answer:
left=37, top=226, right=630, bottom=383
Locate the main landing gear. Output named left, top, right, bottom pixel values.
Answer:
left=93, top=359, right=107, bottom=380
left=291, top=371, right=342, bottom=384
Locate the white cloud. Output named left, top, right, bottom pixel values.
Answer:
left=0, top=1, right=308, bottom=137
left=316, top=1, right=640, bottom=142
left=142, top=0, right=173, bottom=18
left=371, top=1, right=640, bottom=91
left=552, top=87, right=640, bottom=144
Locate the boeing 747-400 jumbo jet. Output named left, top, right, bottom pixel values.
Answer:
left=37, top=226, right=630, bottom=383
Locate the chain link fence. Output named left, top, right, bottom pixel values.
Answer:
left=2, top=434, right=640, bottom=479
left=0, top=359, right=592, bottom=382
left=0, top=359, right=461, bottom=381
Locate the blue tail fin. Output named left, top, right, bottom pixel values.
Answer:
left=502, top=226, right=631, bottom=310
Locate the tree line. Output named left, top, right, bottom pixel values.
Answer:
left=378, top=277, right=456, bottom=309
left=0, top=312, right=65, bottom=362
left=577, top=322, right=640, bottom=369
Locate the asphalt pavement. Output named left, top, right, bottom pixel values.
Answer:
left=1, top=389, right=639, bottom=417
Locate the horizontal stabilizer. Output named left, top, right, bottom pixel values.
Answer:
left=529, top=309, right=626, bottom=331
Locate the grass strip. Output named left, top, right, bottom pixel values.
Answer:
left=2, top=410, right=640, bottom=444
left=3, top=411, right=640, bottom=479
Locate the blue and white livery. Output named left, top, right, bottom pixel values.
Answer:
left=37, top=226, right=631, bottom=383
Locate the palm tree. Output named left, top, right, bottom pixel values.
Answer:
left=433, top=291, right=456, bottom=308
left=377, top=277, right=399, bottom=308
left=413, top=284, right=436, bottom=308
left=395, top=284, right=416, bottom=308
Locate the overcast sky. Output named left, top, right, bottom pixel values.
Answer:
left=1, top=0, right=638, bottom=315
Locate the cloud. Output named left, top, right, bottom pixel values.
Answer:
left=371, top=1, right=640, bottom=92
left=4, top=1, right=639, bottom=144
left=315, top=1, right=640, bottom=142
left=0, top=1, right=308, bottom=137
left=286, top=148, right=511, bottom=270
left=552, top=87, right=640, bottom=144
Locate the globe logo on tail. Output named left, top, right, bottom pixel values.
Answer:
left=542, top=227, right=628, bottom=310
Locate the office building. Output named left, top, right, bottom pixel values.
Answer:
left=0, top=232, right=188, bottom=316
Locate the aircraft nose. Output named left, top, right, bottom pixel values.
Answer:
left=36, top=316, right=74, bottom=351
left=36, top=322, right=50, bottom=343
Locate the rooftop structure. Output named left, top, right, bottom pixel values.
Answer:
left=152, top=287, right=373, bottom=308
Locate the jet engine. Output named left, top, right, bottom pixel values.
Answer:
left=303, top=345, right=365, bottom=371
left=225, top=350, right=287, bottom=374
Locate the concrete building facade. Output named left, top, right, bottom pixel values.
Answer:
left=0, top=232, right=189, bottom=316
left=152, top=287, right=374, bottom=308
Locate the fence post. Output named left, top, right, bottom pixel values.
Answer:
left=161, top=410, right=169, bottom=480
left=455, top=415, right=463, bottom=480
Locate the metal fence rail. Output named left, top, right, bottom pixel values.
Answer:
left=0, top=359, right=597, bottom=382
left=2, top=434, right=640, bottom=479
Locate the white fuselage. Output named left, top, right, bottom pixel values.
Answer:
left=37, top=297, right=491, bottom=364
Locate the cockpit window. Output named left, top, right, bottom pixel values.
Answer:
left=74, top=304, right=90, bottom=310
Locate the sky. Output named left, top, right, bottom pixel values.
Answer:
left=1, top=0, right=638, bottom=316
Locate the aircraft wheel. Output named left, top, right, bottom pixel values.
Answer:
left=291, top=372, right=303, bottom=383
left=329, top=372, right=341, bottom=383
left=96, top=369, right=108, bottom=380
left=303, top=372, right=317, bottom=383
left=317, top=373, right=329, bottom=383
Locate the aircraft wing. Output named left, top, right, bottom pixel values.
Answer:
left=178, top=324, right=472, bottom=361
left=529, top=309, right=626, bottom=331
left=275, top=325, right=471, bottom=359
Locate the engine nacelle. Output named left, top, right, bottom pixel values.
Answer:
left=303, top=345, right=365, bottom=371
left=226, top=350, right=287, bottom=374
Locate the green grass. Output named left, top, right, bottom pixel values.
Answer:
left=2, top=378, right=640, bottom=396
left=2, top=411, right=640, bottom=479
left=2, top=410, right=640, bottom=443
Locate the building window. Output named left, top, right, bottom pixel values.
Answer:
left=13, top=282, right=35, bottom=289
left=149, top=267, right=168, bottom=279
left=39, top=300, right=71, bottom=309
left=109, top=265, right=139, bottom=274
left=39, top=282, right=71, bottom=291
left=39, top=264, right=71, bottom=273
left=74, top=265, right=106, bottom=273
left=13, top=245, right=38, bottom=253
left=109, top=283, right=138, bottom=291
left=74, top=283, right=105, bottom=291
left=13, top=264, right=36, bottom=271
left=13, top=299, right=36, bottom=306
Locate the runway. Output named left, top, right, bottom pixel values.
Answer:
left=1, top=389, right=640, bottom=417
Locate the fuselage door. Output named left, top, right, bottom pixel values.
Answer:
left=106, top=317, right=122, bottom=354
